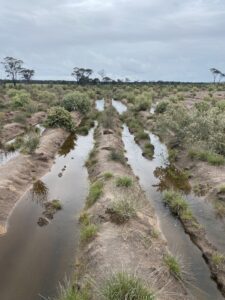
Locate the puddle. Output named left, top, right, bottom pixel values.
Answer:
left=96, top=99, right=105, bottom=111
left=0, top=127, right=95, bottom=300
left=122, top=124, right=223, bottom=300
left=112, top=99, right=127, bottom=114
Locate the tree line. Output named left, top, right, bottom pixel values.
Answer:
left=1, top=56, right=225, bottom=86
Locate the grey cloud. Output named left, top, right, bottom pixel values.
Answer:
left=0, top=0, right=225, bottom=81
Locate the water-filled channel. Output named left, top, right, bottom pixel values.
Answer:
left=0, top=128, right=95, bottom=300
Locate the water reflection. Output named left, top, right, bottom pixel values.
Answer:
left=154, top=165, right=192, bottom=194
left=31, top=180, right=49, bottom=205
left=58, top=134, right=76, bottom=157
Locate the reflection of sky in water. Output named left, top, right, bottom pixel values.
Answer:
left=95, top=99, right=105, bottom=111
left=112, top=99, right=127, bottom=114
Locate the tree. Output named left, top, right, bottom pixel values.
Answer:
left=71, top=67, right=93, bottom=84
left=103, top=76, right=112, bottom=83
left=98, top=69, right=106, bottom=81
left=20, top=68, right=35, bottom=83
left=210, top=68, right=221, bottom=83
left=1, top=57, right=24, bottom=86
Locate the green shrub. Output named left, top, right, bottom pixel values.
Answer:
left=143, top=143, right=154, bottom=159
left=12, top=91, right=30, bottom=108
left=155, top=100, right=169, bottom=113
left=212, top=252, right=225, bottom=268
left=86, top=181, right=103, bottom=207
left=101, top=272, right=154, bottom=300
left=21, top=132, right=40, bottom=154
left=62, top=92, right=91, bottom=114
left=37, top=91, right=57, bottom=104
left=45, top=106, right=75, bottom=132
left=116, top=176, right=132, bottom=187
left=189, top=149, right=225, bottom=166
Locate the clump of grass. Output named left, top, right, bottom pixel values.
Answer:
left=109, top=149, right=126, bottom=165
left=116, top=176, right=133, bottom=188
left=85, top=148, right=98, bottom=168
left=103, top=172, right=114, bottom=180
left=80, top=223, right=98, bottom=242
left=135, top=131, right=149, bottom=141
left=163, top=190, right=192, bottom=219
left=4, top=136, right=24, bottom=152
left=86, top=181, right=103, bottom=208
left=101, top=272, right=154, bottom=300
left=51, top=199, right=62, bottom=210
left=21, top=132, right=40, bottom=154
left=79, top=211, right=90, bottom=226
left=212, top=252, right=225, bottom=268
left=189, top=149, right=225, bottom=166
left=164, top=254, right=181, bottom=280
left=58, top=279, right=90, bottom=300
left=143, top=143, right=154, bottom=159
left=107, top=197, right=136, bottom=224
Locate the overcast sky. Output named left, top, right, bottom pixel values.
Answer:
left=0, top=0, right=225, bottom=82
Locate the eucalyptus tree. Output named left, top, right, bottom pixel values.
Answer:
left=71, top=67, right=93, bottom=84
left=20, top=68, right=35, bottom=83
left=1, top=56, right=24, bottom=86
left=210, top=68, right=221, bottom=83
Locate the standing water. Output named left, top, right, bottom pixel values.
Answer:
left=95, top=99, right=105, bottom=112
left=0, top=128, right=95, bottom=300
left=112, top=99, right=127, bottom=114
left=111, top=100, right=223, bottom=299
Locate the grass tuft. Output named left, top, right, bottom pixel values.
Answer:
left=101, top=272, right=154, bottom=300
left=116, top=176, right=133, bottom=188
left=80, top=223, right=98, bottom=242
left=164, top=254, right=181, bottom=280
left=86, top=181, right=103, bottom=208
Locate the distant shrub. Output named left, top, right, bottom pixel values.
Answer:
left=189, top=149, right=225, bottom=166
left=62, top=92, right=91, bottom=114
left=12, top=91, right=30, bottom=108
left=135, top=93, right=152, bottom=111
left=38, top=91, right=57, bottom=104
left=45, top=106, right=75, bottom=132
left=195, top=101, right=210, bottom=112
left=155, top=100, right=169, bottom=113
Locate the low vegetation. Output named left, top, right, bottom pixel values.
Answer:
left=45, top=106, right=75, bottom=132
left=101, top=272, right=154, bottom=300
left=86, top=180, right=103, bottom=208
left=116, top=176, right=132, bottom=187
left=164, top=254, right=182, bottom=280
left=107, top=196, right=136, bottom=224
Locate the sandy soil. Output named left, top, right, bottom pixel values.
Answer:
left=0, top=112, right=81, bottom=235
left=76, top=107, right=188, bottom=299
left=0, top=111, right=46, bottom=143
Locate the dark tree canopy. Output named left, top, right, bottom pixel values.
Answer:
left=71, top=67, right=93, bottom=84
left=210, top=68, right=223, bottom=83
left=20, top=68, right=35, bottom=82
left=1, top=57, right=24, bottom=86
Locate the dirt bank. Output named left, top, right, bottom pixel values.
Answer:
left=0, top=112, right=81, bottom=235
left=74, top=105, right=188, bottom=299
left=0, top=111, right=46, bottom=143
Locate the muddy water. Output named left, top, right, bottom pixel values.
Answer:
left=0, top=128, right=95, bottom=300
left=112, top=99, right=127, bottom=114
left=122, top=126, right=223, bottom=299
left=96, top=99, right=105, bottom=111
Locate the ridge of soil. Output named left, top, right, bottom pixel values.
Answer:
left=75, top=105, right=188, bottom=299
